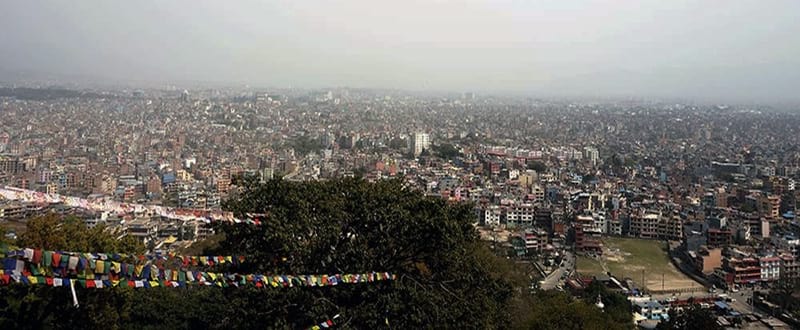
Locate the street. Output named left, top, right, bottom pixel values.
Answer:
left=541, top=251, right=574, bottom=290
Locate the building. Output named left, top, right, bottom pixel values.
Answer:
left=759, top=256, right=781, bottom=282
left=691, top=246, right=722, bottom=275
left=534, top=207, right=553, bottom=234
left=505, top=205, right=535, bottom=228
left=629, top=211, right=660, bottom=239
left=707, top=228, right=733, bottom=247
left=583, top=147, right=599, bottom=165
left=479, top=206, right=502, bottom=227
left=760, top=195, right=781, bottom=220
left=411, top=133, right=430, bottom=157
left=124, top=218, right=158, bottom=245
left=575, top=225, right=603, bottom=255
left=721, top=257, right=761, bottom=285
left=522, top=228, right=548, bottom=254
left=658, top=215, right=683, bottom=241
left=780, top=255, right=800, bottom=281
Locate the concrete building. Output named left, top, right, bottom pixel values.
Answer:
left=629, top=211, right=660, bottom=239
left=760, top=256, right=781, bottom=282
left=411, top=132, right=430, bottom=157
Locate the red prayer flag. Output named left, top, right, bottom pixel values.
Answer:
left=32, top=249, right=42, bottom=264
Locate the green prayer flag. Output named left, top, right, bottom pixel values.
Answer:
left=43, top=251, right=53, bottom=267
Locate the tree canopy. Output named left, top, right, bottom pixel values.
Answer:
left=527, top=161, right=547, bottom=172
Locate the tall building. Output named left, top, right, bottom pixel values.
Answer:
left=583, top=147, right=599, bottom=165
left=411, top=133, right=430, bottom=157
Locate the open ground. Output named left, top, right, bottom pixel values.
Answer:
left=576, top=237, right=702, bottom=292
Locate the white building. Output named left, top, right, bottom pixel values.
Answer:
left=411, top=133, right=430, bottom=157
left=760, top=257, right=781, bottom=282
left=583, top=147, right=599, bottom=165
left=479, top=206, right=502, bottom=227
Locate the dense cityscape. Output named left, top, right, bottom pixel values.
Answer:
left=3, top=1, right=800, bottom=329
left=2, top=85, right=800, bottom=328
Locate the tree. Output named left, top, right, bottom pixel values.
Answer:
left=528, top=161, right=547, bottom=172
left=772, top=277, right=800, bottom=312
left=583, top=280, right=633, bottom=326
left=17, top=214, right=144, bottom=253
left=1, top=214, right=145, bottom=329
left=515, top=290, right=631, bottom=330
left=432, top=143, right=462, bottom=160
left=657, top=304, right=722, bottom=330
left=215, top=177, right=516, bottom=328
left=0, top=225, right=11, bottom=248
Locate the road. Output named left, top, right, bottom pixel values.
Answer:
left=541, top=251, right=574, bottom=290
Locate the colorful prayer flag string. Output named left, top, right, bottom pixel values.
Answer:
left=0, top=271, right=396, bottom=289
left=0, top=186, right=267, bottom=225
left=307, top=314, right=340, bottom=330
left=3, top=248, right=246, bottom=268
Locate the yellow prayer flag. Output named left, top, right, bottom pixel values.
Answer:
left=95, top=260, right=104, bottom=274
left=149, top=281, right=159, bottom=287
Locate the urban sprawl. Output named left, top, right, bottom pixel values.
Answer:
left=2, top=86, right=800, bottom=328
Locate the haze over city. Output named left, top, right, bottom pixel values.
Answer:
left=2, top=0, right=800, bottom=103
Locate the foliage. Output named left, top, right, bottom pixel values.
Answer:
left=432, top=143, right=462, bottom=160
left=217, top=177, right=515, bottom=328
left=527, top=161, right=547, bottom=172
left=17, top=214, right=144, bottom=254
left=290, top=135, right=322, bottom=156
left=0, top=226, right=11, bottom=248
left=1, top=214, right=144, bottom=329
left=583, top=280, right=633, bottom=326
left=770, top=277, right=800, bottom=312
left=656, top=304, right=722, bottom=330
left=513, top=290, right=631, bottom=330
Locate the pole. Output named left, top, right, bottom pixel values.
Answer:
left=662, top=273, right=665, bottom=291
left=70, top=279, right=79, bottom=308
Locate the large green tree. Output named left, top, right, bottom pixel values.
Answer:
left=214, top=177, right=517, bottom=328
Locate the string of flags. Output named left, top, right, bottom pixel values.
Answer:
left=0, top=270, right=396, bottom=289
left=0, top=186, right=267, bottom=225
left=1, top=247, right=395, bottom=289
left=3, top=248, right=246, bottom=267
left=308, top=314, right=340, bottom=330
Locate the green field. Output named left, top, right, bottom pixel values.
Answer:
left=577, top=237, right=699, bottom=291
left=576, top=255, right=605, bottom=275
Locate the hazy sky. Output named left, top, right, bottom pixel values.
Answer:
left=2, top=0, right=799, bottom=102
